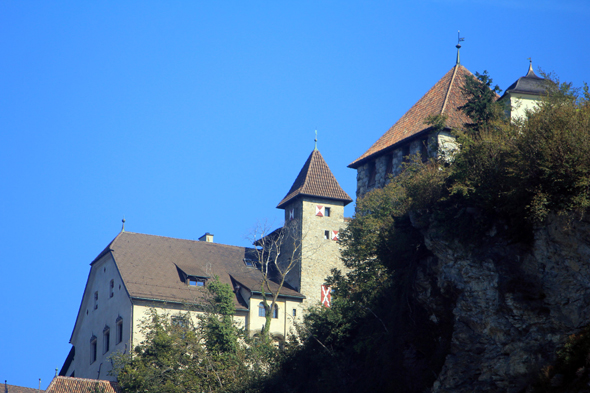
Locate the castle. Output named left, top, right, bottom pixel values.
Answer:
left=60, top=49, right=547, bottom=381
left=60, top=146, right=352, bottom=381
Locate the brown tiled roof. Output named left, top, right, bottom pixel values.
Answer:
left=2, top=382, right=43, bottom=393
left=45, top=376, right=120, bottom=393
left=104, top=232, right=303, bottom=310
left=277, top=149, right=353, bottom=208
left=349, top=65, right=474, bottom=168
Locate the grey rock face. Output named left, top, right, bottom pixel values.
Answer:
left=414, top=214, right=590, bottom=392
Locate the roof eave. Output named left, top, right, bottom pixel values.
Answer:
left=250, top=290, right=306, bottom=300
left=348, top=127, right=434, bottom=169
left=277, top=193, right=353, bottom=209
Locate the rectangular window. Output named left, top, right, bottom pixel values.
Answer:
left=103, top=327, right=110, bottom=354
left=90, top=337, right=97, bottom=364
left=368, top=162, right=376, bottom=186
left=94, top=292, right=98, bottom=310
left=420, top=139, right=429, bottom=162
left=402, top=144, right=410, bottom=162
left=324, top=230, right=330, bottom=240
left=172, top=315, right=188, bottom=328
left=324, top=207, right=331, bottom=217
left=109, top=280, right=114, bottom=298
left=292, top=309, right=297, bottom=317
left=188, top=277, right=206, bottom=286
left=385, top=153, right=394, bottom=175
left=116, top=318, right=123, bottom=345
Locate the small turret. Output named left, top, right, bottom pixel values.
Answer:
left=501, top=59, right=549, bottom=120
left=276, top=144, right=351, bottom=304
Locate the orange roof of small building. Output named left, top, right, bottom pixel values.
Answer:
left=277, top=149, right=352, bottom=209
left=349, top=64, right=474, bottom=168
left=2, top=382, right=43, bottom=393
left=45, top=377, right=120, bottom=393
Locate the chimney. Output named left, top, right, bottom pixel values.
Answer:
left=199, top=233, right=214, bottom=243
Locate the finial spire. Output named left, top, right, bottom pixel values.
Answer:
left=121, top=217, right=126, bottom=232
left=527, top=57, right=533, bottom=75
left=456, top=30, right=465, bottom=65
left=314, top=130, right=318, bottom=151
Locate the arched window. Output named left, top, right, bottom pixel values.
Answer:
left=258, top=302, right=265, bottom=317
left=272, top=304, right=279, bottom=319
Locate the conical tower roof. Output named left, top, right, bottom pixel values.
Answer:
left=277, top=149, right=352, bottom=209
left=349, top=64, right=475, bottom=168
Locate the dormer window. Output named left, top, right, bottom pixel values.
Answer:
left=188, top=277, right=206, bottom=287
left=243, top=258, right=255, bottom=267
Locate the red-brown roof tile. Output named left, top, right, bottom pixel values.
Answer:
left=349, top=65, right=474, bottom=168
left=2, top=382, right=43, bottom=393
left=278, top=149, right=352, bottom=208
left=45, top=376, right=120, bottom=393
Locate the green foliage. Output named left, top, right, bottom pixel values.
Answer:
left=530, top=325, right=590, bottom=392
left=200, top=276, right=238, bottom=354
left=111, top=310, right=207, bottom=393
left=256, top=75, right=590, bottom=393
left=112, top=277, right=282, bottom=393
left=459, top=70, right=503, bottom=134
left=514, top=82, right=590, bottom=223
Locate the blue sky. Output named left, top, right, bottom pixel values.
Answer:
left=1, top=1, right=588, bottom=389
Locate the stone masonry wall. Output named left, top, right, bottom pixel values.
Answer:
left=279, top=197, right=347, bottom=307
left=356, top=134, right=437, bottom=199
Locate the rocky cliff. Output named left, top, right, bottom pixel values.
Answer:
left=408, top=213, right=590, bottom=392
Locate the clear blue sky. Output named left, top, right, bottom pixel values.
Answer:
left=1, top=1, right=588, bottom=389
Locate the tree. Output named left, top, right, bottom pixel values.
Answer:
left=459, top=70, right=503, bottom=134
left=111, top=277, right=254, bottom=393
left=199, top=276, right=238, bottom=354
left=249, top=219, right=303, bottom=339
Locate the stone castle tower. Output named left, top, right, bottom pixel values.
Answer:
left=276, top=147, right=352, bottom=306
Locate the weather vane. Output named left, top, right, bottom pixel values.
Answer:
left=457, top=30, right=465, bottom=48
left=456, top=30, right=465, bottom=65
left=314, top=130, right=318, bottom=150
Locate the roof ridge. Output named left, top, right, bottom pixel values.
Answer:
left=441, top=64, right=459, bottom=115
left=113, top=231, right=251, bottom=251
left=51, top=376, right=116, bottom=383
